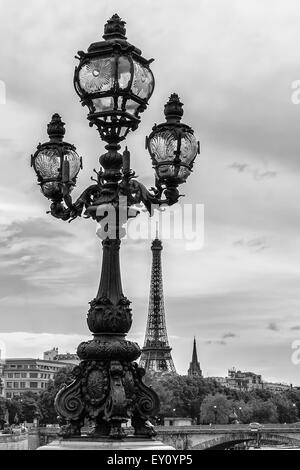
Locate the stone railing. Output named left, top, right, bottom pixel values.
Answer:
left=0, top=432, right=28, bottom=450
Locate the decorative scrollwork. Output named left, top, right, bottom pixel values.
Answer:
left=131, top=363, right=160, bottom=436
left=55, top=375, right=85, bottom=436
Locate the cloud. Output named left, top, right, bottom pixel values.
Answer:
left=229, top=162, right=248, bottom=173
left=268, top=322, right=280, bottom=332
left=1, top=218, right=74, bottom=242
left=205, top=340, right=227, bottom=346
left=0, top=332, right=90, bottom=359
left=0, top=0, right=300, bottom=385
left=229, top=162, right=277, bottom=180
left=233, top=237, right=268, bottom=252
left=222, top=332, right=238, bottom=339
left=290, top=326, right=300, bottom=331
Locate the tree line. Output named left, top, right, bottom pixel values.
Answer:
left=1, top=368, right=299, bottom=426
left=144, top=372, right=300, bottom=424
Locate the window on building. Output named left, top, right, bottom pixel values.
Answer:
left=17, top=365, right=23, bottom=369
left=20, top=382, right=26, bottom=389
left=21, top=373, right=27, bottom=378
left=7, top=373, right=13, bottom=378
left=29, top=382, right=38, bottom=389
left=14, top=373, right=20, bottom=378
left=6, top=392, right=12, bottom=399
left=6, top=382, right=12, bottom=388
left=29, top=373, right=38, bottom=378
left=13, top=382, right=19, bottom=388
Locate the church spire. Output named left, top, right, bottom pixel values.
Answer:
left=192, top=337, right=198, bottom=363
left=188, top=337, right=202, bottom=378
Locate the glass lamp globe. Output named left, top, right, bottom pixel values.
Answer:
left=74, top=14, right=155, bottom=142
left=31, top=114, right=82, bottom=201
left=146, top=94, right=199, bottom=186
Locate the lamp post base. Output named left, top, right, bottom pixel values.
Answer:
left=37, top=435, right=174, bottom=451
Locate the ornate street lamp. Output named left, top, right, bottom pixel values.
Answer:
left=31, top=114, right=82, bottom=220
left=146, top=93, right=199, bottom=204
left=31, top=14, right=200, bottom=443
left=213, top=405, right=217, bottom=425
left=74, top=13, right=154, bottom=143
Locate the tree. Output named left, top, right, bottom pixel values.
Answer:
left=0, top=398, right=8, bottom=428
left=200, top=394, right=233, bottom=424
left=250, top=399, right=278, bottom=424
left=286, top=389, right=300, bottom=420
left=6, top=398, right=22, bottom=425
left=235, top=400, right=254, bottom=424
left=145, top=373, right=217, bottom=422
left=38, top=366, right=74, bottom=424
left=273, top=395, right=299, bottom=423
left=19, top=392, right=40, bottom=423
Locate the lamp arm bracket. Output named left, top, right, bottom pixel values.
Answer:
left=47, top=183, right=101, bottom=222
left=123, top=179, right=181, bottom=215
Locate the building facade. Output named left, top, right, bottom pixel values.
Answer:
left=209, top=368, right=295, bottom=392
left=210, top=368, right=263, bottom=391
left=0, top=352, right=4, bottom=398
left=263, top=382, right=292, bottom=393
left=43, top=347, right=79, bottom=365
left=2, top=350, right=78, bottom=399
left=226, top=367, right=263, bottom=391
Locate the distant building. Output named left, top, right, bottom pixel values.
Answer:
left=43, top=347, right=79, bottom=365
left=164, top=417, right=192, bottom=426
left=226, top=367, right=263, bottom=391
left=210, top=367, right=263, bottom=391
left=209, top=367, right=296, bottom=393
left=263, top=382, right=293, bottom=393
left=0, top=350, right=4, bottom=397
left=210, top=376, right=227, bottom=386
left=2, top=348, right=79, bottom=399
left=187, top=338, right=202, bottom=378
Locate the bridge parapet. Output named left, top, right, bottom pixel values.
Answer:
left=0, top=432, right=28, bottom=450
left=156, top=425, right=300, bottom=450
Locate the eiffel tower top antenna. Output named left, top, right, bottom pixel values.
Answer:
left=155, top=221, right=159, bottom=239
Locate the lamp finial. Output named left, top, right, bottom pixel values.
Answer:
left=47, top=114, right=66, bottom=142
left=164, top=93, right=184, bottom=123
left=103, top=14, right=127, bottom=40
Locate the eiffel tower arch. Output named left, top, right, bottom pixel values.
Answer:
left=139, top=236, right=176, bottom=374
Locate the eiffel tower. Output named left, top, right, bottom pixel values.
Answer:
left=139, top=232, right=176, bottom=373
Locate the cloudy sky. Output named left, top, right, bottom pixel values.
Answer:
left=0, top=0, right=300, bottom=384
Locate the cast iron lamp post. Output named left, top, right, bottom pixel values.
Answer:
left=31, top=14, right=199, bottom=441
left=213, top=405, right=217, bottom=425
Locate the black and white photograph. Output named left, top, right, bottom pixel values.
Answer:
left=0, top=0, right=300, bottom=457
